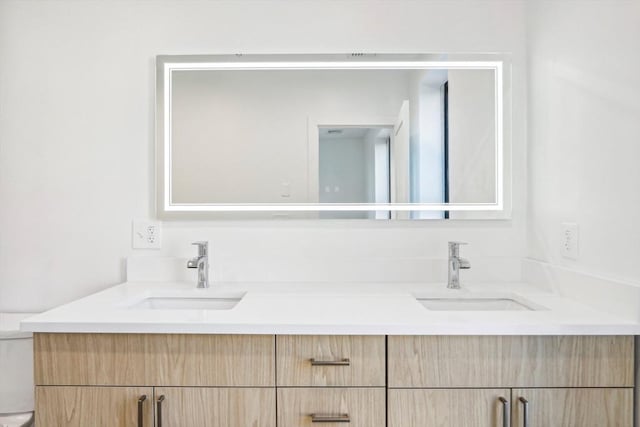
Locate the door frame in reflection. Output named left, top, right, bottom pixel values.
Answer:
left=317, top=126, right=393, bottom=220
left=308, top=116, right=397, bottom=219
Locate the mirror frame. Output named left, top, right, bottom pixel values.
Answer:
left=156, top=54, right=511, bottom=220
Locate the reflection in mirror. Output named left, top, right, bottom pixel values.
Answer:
left=318, top=127, right=391, bottom=219
left=158, top=55, right=508, bottom=219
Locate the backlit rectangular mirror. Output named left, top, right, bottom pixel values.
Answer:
left=156, top=54, right=511, bottom=219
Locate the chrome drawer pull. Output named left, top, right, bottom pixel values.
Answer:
left=519, top=397, right=529, bottom=427
left=499, top=397, right=510, bottom=427
left=137, top=395, right=147, bottom=427
left=311, top=413, right=351, bottom=423
left=309, top=358, right=350, bottom=366
left=156, top=395, right=165, bottom=427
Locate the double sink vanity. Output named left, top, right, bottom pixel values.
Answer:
left=22, top=256, right=638, bottom=426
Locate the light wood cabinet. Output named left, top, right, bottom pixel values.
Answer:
left=34, top=333, right=635, bottom=426
left=388, top=388, right=511, bottom=427
left=277, top=387, right=385, bottom=427
left=35, top=386, right=153, bottom=427
left=511, top=388, right=633, bottom=427
left=276, top=335, right=385, bottom=386
left=387, top=336, right=634, bottom=427
left=154, top=387, right=276, bottom=427
left=35, top=333, right=277, bottom=427
left=276, top=336, right=386, bottom=426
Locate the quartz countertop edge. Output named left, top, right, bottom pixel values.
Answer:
left=20, top=281, right=640, bottom=335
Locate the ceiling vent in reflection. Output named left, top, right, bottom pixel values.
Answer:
left=327, top=129, right=343, bottom=135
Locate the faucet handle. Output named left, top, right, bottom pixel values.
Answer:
left=192, top=241, right=208, bottom=256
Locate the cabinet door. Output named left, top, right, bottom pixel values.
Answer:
left=388, top=388, right=511, bottom=427
left=35, top=386, right=153, bottom=427
left=512, top=388, right=633, bottom=427
left=154, top=387, right=275, bottom=427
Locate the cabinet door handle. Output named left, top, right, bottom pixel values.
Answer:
left=309, top=358, right=350, bottom=366
left=310, top=413, right=351, bottom=423
left=137, top=395, right=146, bottom=427
left=498, top=396, right=510, bottom=427
left=519, top=397, right=529, bottom=427
left=156, top=395, right=165, bottom=427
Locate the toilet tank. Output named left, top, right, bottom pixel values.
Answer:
left=0, top=313, right=35, bottom=414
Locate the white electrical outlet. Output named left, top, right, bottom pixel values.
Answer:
left=132, top=221, right=162, bottom=249
left=561, top=222, right=579, bottom=260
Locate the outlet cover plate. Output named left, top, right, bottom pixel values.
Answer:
left=132, top=221, right=162, bottom=249
left=561, top=222, right=579, bottom=260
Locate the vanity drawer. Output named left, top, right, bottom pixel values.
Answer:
left=34, top=333, right=275, bottom=386
left=276, top=335, right=385, bottom=386
left=277, top=388, right=385, bottom=427
left=388, top=335, right=634, bottom=388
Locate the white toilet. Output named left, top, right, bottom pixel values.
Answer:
left=0, top=313, right=35, bottom=427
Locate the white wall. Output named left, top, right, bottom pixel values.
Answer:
left=448, top=69, right=496, bottom=205
left=526, top=0, right=640, bottom=284
left=0, top=0, right=528, bottom=312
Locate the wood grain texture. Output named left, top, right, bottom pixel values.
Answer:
left=34, top=333, right=275, bottom=386
left=388, top=335, right=634, bottom=387
left=512, top=388, right=633, bottom=427
left=36, top=386, right=153, bottom=427
left=388, top=388, right=510, bottom=427
left=155, top=387, right=275, bottom=427
left=276, top=335, right=385, bottom=386
left=277, top=388, right=385, bottom=427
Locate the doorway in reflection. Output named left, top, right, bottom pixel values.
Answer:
left=318, top=127, right=391, bottom=219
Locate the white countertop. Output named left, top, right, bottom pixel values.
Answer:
left=20, top=281, right=640, bottom=335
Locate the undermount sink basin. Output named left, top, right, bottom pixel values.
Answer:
left=128, top=294, right=244, bottom=310
left=417, top=296, right=536, bottom=311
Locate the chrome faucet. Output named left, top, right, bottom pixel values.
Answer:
left=187, top=241, right=209, bottom=288
left=447, top=241, right=470, bottom=289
